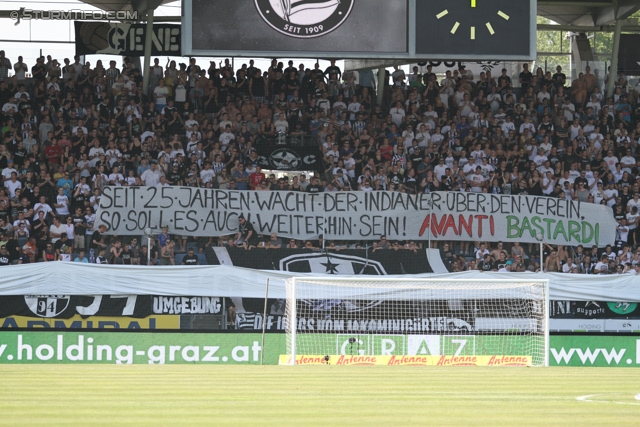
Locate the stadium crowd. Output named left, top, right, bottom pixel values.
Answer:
left=0, top=49, right=636, bottom=274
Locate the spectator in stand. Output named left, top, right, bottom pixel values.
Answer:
left=182, top=247, right=199, bottom=265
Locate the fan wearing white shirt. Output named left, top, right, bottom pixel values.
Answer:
left=108, top=166, right=125, bottom=186
left=389, top=102, right=405, bottom=127
left=462, top=159, right=476, bottom=178
left=500, top=116, right=515, bottom=137
left=347, top=95, right=361, bottom=121
left=586, top=94, right=601, bottom=115
left=1, top=160, right=17, bottom=180
left=532, top=149, right=548, bottom=167
left=603, top=151, right=619, bottom=173
left=430, top=128, right=444, bottom=146
left=414, top=124, right=431, bottom=148
left=542, top=171, right=556, bottom=195
left=72, top=120, right=88, bottom=136
left=402, top=126, right=415, bottom=149
left=54, top=187, right=70, bottom=217
left=4, top=170, right=21, bottom=197
left=589, top=127, right=604, bottom=147
left=604, top=182, right=619, bottom=207
left=199, top=162, right=215, bottom=186
left=518, top=117, right=536, bottom=135
left=433, top=158, right=448, bottom=181
left=33, top=195, right=53, bottom=221
left=124, top=170, right=137, bottom=186
left=628, top=193, right=640, bottom=212
left=88, top=140, right=105, bottom=161
left=105, top=147, right=121, bottom=167
left=219, top=125, right=235, bottom=150
left=184, top=113, right=199, bottom=132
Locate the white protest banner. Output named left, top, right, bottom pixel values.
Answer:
left=95, top=186, right=616, bottom=245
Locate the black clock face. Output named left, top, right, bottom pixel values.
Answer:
left=416, top=0, right=533, bottom=59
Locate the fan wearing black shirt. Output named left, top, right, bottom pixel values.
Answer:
left=235, top=215, right=257, bottom=247
left=91, top=224, right=108, bottom=251
left=306, top=176, right=324, bottom=193
left=182, top=248, right=199, bottom=265
left=387, top=164, right=405, bottom=187
left=478, top=254, right=495, bottom=272
left=168, top=164, right=184, bottom=185
left=0, top=245, right=11, bottom=266
left=324, top=60, right=342, bottom=82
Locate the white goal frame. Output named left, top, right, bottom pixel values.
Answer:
left=285, top=277, right=550, bottom=366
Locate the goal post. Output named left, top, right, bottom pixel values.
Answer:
left=282, top=277, right=549, bottom=367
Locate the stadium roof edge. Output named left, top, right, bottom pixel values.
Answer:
left=78, top=0, right=639, bottom=26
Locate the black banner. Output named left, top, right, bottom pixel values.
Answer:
left=75, top=22, right=181, bottom=56
left=619, top=35, right=640, bottom=75
left=255, top=145, right=323, bottom=172
left=206, top=247, right=435, bottom=275
left=550, top=301, right=640, bottom=319
left=232, top=297, right=537, bottom=332
left=0, top=295, right=221, bottom=320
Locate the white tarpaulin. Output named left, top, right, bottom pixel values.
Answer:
left=0, top=263, right=639, bottom=302
left=95, top=187, right=616, bottom=245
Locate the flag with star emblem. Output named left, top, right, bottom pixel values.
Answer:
left=205, top=247, right=436, bottom=275
left=255, top=144, right=323, bottom=172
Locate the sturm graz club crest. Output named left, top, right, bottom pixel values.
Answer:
left=259, top=147, right=318, bottom=171
left=255, top=0, right=354, bottom=38
left=266, top=148, right=301, bottom=170
left=24, top=295, right=71, bottom=318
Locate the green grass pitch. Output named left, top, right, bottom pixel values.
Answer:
left=0, top=365, right=638, bottom=426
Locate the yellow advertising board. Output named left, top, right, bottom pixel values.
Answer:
left=279, top=354, right=532, bottom=366
left=0, top=315, right=180, bottom=329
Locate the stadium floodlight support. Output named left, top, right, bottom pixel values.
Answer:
left=534, top=228, right=549, bottom=367
left=260, top=278, right=270, bottom=366
left=144, top=227, right=153, bottom=266
left=427, top=193, right=432, bottom=262
left=285, top=277, right=550, bottom=367
left=535, top=231, right=544, bottom=274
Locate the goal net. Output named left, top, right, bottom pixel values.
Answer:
left=282, top=277, right=549, bottom=366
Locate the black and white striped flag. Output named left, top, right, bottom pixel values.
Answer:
left=282, top=0, right=340, bottom=20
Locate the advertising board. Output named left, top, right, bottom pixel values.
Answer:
left=549, top=336, right=640, bottom=367
left=0, top=332, right=283, bottom=364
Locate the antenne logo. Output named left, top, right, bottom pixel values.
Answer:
left=254, top=0, right=354, bottom=38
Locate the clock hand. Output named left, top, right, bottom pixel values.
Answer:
left=471, top=0, right=476, bottom=7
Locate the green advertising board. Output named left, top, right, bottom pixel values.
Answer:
left=1, top=332, right=639, bottom=366
left=0, top=331, right=285, bottom=364
left=549, top=335, right=640, bottom=367
left=297, top=334, right=533, bottom=357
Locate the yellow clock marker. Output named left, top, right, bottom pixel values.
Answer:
left=470, top=26, right=476, bottom=39
left=486, top=22, right=495, bottom=35
left=436, top=9, right=449, bottom=19
left=451, top=22, right=460, bottom=34
left=498, top=10, right=510, bottom=20
left=471, top=0, right=476, bottom=7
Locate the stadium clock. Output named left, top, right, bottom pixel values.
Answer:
left=415, top=0, right=535, bottom=60
left=435, top=0, right=512, bottom=40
